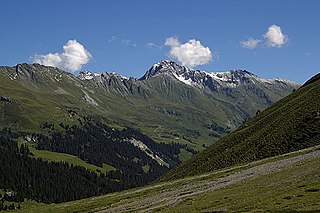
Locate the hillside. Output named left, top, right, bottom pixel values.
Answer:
left=10, top=145, right=320, bottom=212
left=160, top=72, right=320, bottom=181
left=0, top=121, right=188, bottom=206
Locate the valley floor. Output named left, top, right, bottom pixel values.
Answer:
left=15, top=145, right=320, bottom=213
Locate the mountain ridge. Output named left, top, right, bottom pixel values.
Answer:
left=0, top=61, right=299, bottom=149
left=76, top=60, right=300, bottom=92
left=140, top=60, right=299, bottom=89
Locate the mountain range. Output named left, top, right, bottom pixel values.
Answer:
left=0, top=60, right=300, bottom=209
left=3, top=68, right=319, bottom=212
left=0, top=61, right=299, bottom=149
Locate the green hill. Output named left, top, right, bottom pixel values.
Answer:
left=160, top=72, right=320, bottom=181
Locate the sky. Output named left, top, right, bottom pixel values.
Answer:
left=0, top=0, right=319, bottom=83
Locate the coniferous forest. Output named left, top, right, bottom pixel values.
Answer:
left=0, top=120, right=196, bottom=209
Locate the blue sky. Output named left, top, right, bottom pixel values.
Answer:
left=0, top=0, right=319, bottom=83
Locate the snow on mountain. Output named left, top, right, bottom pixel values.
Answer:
left=78, top=70, right=130, bottom=82
left=78, top=71, right=95, bottom=80
left=76, top=61, right=299, bottom=95
left=142, top=60, right=299, bottom=89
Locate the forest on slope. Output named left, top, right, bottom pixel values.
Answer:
left=0, top=119, right=195, bottom=209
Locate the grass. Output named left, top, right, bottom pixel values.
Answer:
left=159, top=156, right=320, bottom=212
left=0, top=190, right=46, bottom=211
left=178, top=148, right=194, bottom=161
left=15, top=200, right=46, bottom=210
left=142, top=164, right=150, bottom=173
left=28, top=145, right=116, bottom=174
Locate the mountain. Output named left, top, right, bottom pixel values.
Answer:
left=0, top=61, right=299, bottom=150
left=0, top=61, right=300, bottom=207
left=160, top=71, right=320, bottom=181
left=142, top=60, right=296, bottom=92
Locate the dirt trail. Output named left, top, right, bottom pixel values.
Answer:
left=97, top=146, right=320, bottom=213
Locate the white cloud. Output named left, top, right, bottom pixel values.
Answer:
left=264, top=25, right=288, bottom=48
left=164, top=37, right=212, bottom=68
left=121, top=39, right=137, bottom=47
left=241, top=25, right=289, bottom=49
left=165, top=37, right=181, bottom=47
left=146, top=42, right=162, bottom=49
left=33, top=40, right=92, bottom=72
left=240, top=38, right=261, bottom=49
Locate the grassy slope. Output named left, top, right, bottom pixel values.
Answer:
left=29, top=145, right=116, bottom=174
left=10, top=145, right=320, bottom=212
left=160, top=74, right=320, bottom=181
left=160, top=154, right=320, bottom=212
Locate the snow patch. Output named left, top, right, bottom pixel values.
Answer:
left=172, top=72, right=193, bottom=86
left=84, top=75, right=93, bottom=80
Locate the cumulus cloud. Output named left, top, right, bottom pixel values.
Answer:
left=33, top=40, right=92, bottom=72
left=264, top=25, right=288, bottom=48
left=240, top=25, right=289, bottom=49
left=164, top=37, right=212, bottom=68
left=240, top=38, right=261, bottom=49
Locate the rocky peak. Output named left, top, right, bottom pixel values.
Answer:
left=78, top=70, right=95, bottom=80
left=14, top=63, right=67, bottom=83
left=15, top=63, right=39, bottom=79
left=140, top=61, right=299, bottom=91
left=140, top=60, right=191, bottom=80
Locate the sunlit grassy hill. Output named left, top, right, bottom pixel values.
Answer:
left=161, top=72, right=320, bottom=181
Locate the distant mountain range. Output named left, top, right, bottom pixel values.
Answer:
left=0, top=61, right=299, bottom=150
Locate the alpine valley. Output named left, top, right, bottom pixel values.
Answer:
left=0, top=61, right=299, bottom=209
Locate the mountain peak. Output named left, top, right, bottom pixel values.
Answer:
left=140, top=60, right=191, bottom=80
left=78, top=70, right=95, bottom=80
left=139, top=61, right=299, bottom=90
